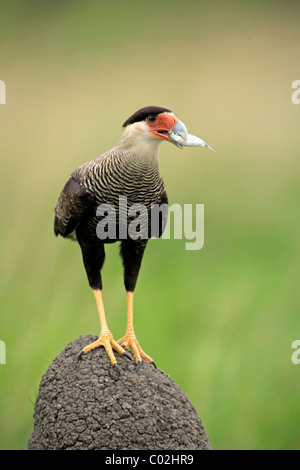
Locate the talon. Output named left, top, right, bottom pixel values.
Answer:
left=82, top=331, right=123, bottom=367
left=114, top=364, right=121, bottom=376
left=151, top=361, right=157, bottom=369
left=117, top=334, right=154, bottom=367
left=78, top=350, right=84, bottom=361
left=135, top=360, right=142, bottom=373
left=123, top=351, right=133, bottom=361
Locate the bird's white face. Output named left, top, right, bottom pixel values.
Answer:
left=121, top=111, right=185, bottom=154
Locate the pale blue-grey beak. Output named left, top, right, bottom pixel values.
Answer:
left=169, top=119, right=215, bottom=151
left=172, top=119, right=188, bottom=136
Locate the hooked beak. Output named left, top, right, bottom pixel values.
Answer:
left=169, top=119, right=215, bottom=151
left=172, top=119, right=188, bottom=138
left=169, top=120, right=188, bottom=148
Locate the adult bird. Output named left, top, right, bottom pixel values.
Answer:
left=54, top=106, right=213, bottom=372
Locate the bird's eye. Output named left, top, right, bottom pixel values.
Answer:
left=147, top=115, right=157, bottom=123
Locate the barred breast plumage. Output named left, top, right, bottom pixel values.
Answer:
left=56, top=145, right=167, bottom=243
left=77, top=148, right=164, bottom=206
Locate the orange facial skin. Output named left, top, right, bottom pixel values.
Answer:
left=147, top=112, right=179, bottom=141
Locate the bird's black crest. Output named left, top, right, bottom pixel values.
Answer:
left=122, top=106, right=172, bottom=127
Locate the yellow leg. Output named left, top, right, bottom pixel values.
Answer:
left=117, top=291, right=155, bottom=369
left=80, top=289, right=128, bottom=367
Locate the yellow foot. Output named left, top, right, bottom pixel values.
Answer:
left=79, top=331, right=132, bottom=372
left=117, top=334, right=156, bottom=371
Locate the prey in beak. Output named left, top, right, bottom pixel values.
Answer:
left=145, top=110, right=215, bottom=151
left=169, top=119, right=215, bottom=151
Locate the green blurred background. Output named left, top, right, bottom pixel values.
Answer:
left=1, top=0, right=300, bottom=450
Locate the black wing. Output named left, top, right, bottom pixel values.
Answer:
left=158, top=188, right=169, bottom=238
left=150, top=188, right=169, bottom=239
left=54, top=176, right=94, bottom=238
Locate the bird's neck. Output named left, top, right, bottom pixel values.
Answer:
left=116, top=127, right=161, bottom=168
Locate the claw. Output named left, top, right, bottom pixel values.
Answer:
left=81, top=330, right=128, bottom=367
left=135, top=360, right=142, bottom=373
left=117, top=334, right=154, bottom=368
left=114, top=364, right=121, bottom=376
left=123, top=351, right=133, bottom=361
left=151, top=361, right=157, bottom=369
left=78, top=350, right=84, bottom=361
